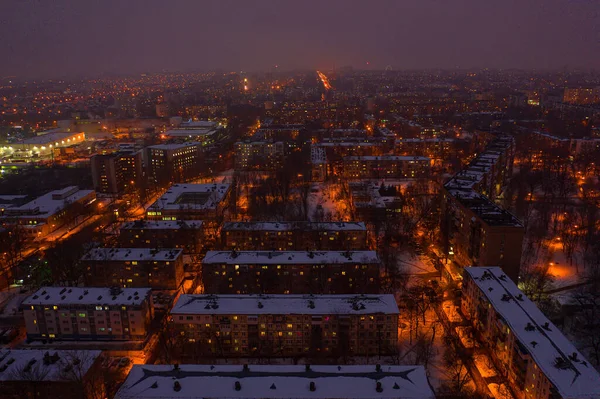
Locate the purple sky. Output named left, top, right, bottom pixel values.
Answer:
left=1, top=0, right=598, bottom=78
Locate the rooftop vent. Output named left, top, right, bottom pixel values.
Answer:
left=393, top=382, right=400, bottom=389
left=235, top=381, right=242, bottom=391
left=173, top=381, right=181, bottom=392
left=270, top=383, right=276, bottom=390
left=151, top=382, right=158, bottom=389
left=376, top=381, right=383, bottom=393
left=309, top=382, right=316, bottom=392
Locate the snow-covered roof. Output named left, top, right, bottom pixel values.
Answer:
left=18, top=132, right=83, bottom=145
left=148, top=183, right=231, bottom=211
left=147, top=142, right=202, bottom=151
left=344, top=156, right=430, bottom=162
left=202, top=251, right=380, bottom=265
left=121, top=220, right=203, bottom=230
left=2, top=186, right=94, bottom=219
left=444, top=188, right=522, bottom=227
left=22, top=287, right=151, bottom=307
left=171, top=294, right=399, bottom=315
left=464, top=267, right=600, bottom=399
left=0, top=349, right=100, bottom=382
left=180, top=120, right=218, bottom=128
left=82, top=248, right=183, bottom=262
left=165, top=129, right=216, bottom=137
left=115, top=364, right=435, bottom=399
left=222, top=221, right=366, bottom=232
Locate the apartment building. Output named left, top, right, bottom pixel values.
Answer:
left=82, top=248, right=184, bottom=290
left=90, top=150, right=143, bottom=195
left=21, top=287, right=153, bottom=341
left=0, top=349, right=102, bottom=399
left=221, top=221, right=368, bottom=251
left=170, top=294, right=398, bottom=358
left=234, top=141, right=285, bottom=171
left=115, top=364, right=435, bottom=399
left=145, top=142, right=203, bottom=186
left=201, top=251, right=380, bottom=294
left=343, top=156, right=431, bottom=180
left=0, top=186, right=95, bottom=238
left=441, top=137, right=523, bottom=281
left=119, top=220, right=203, bottom=254
left=146, top=183, right=231, bottom=221
left=461, top=267, right=600, bottom=399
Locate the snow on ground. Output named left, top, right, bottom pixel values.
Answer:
left=473, top=353, right=497, bottom=378
left=0, top=287, right=29, bottom=316
left=488, top=383, right=515, bottom=399
left=307, top=183, right=352, bottom=221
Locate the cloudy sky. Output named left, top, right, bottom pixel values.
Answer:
left=1, top=0, right=598, bottom=77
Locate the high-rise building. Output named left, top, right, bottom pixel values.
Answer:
left=91, top=150, right=143, bottom=195
left=145, top=142, right=204, bottom=186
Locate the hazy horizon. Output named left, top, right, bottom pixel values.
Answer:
left=1, top=0, right=599, bottom=79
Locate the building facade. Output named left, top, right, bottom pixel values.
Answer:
left=119, top=220, right=203, bottom=254
left=221, top=221, right=368, bottom=251
left=234, top=141, right=285, bottom=171
left=82, top=248, right=184, bottom=290
left=201, top=251, right=380, bottom=294
left=91, top=150, right=143, bottom=195
left=145, top=142, right=204, bottom=186
left=461, top=267, right=600, bottom=399
left=21, top=287, right=153, bottom=341
left=170, top=294, right=399, bottom=358
left=343, top=156, right=431, bottom=180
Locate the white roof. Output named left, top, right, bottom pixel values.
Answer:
left=344, top=156, right=430, bottom=162
left=0, top=349, right=100, bottom=382
left=19, top=132, right=82, bottom=145
left=202, top=251, right=380, bottom=265
left=171, top=294, right=399, bottom=315
left=465, top=267, right=600, bottom=399
left=82, top=248, right=183, bottom=262
left=180, top=120, right=217, bottom=128
left=148, top=184, right=230, bottom=211
left=121, top=220, right=203, bottom=230
left=22, top=287, right=151, bottom=307
left=115, top=364, right=435, bottom=399
left=222, top=221, right=366, bottom=232
left=147, top=142, right=202, bottom=151
left=2, top=186, right=94, bottom=219
left=165, top=129, right=216, bottom=137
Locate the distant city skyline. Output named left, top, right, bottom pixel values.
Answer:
left=1, top=0, right=599, bottom=78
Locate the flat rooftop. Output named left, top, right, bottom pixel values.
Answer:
left=22, top=287, right=151, bottom=307
left=121, top=220, right=203, bottom=230
left=18, top=132, right=83, bottom=145
left=465, top=267, right=600, bottom=399
left=165, top=129, right=216, bottom=137
left=148, top=183, right=230, bottom=211
left=82, top=248, right=183, bottom=262
left=171, top=294, right=399, bottom=315
left=444, top=188, right=523, bottom=227
left=147, top=142, right=202, bottom=151
left=222, top=221, right=366, bottom=232
left=202, top=251, right=380, bottom=265
left=115, top=364, right=435, bottom=399
left=344, top=156, right=430, bottom=162
left=2, top=186, right=94, bottom=219
left=0, top=349, right=100, bottom=382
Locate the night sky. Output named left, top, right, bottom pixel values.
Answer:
left=1, top=0, right=598, bottom=78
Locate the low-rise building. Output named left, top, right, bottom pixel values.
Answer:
left=221, top=221, right=368, bottom=251
left=0, top=349, right=102, bottom=399
left=343, top=156, right=431, bottom=179
left=115, top=364, right=435, bottom=399
left=1, top=131, right=86, bottom=159
left=146, top=183, right=231, bottom=221
left=461, top=267, right=600, bottom=399
left=0, top=186, right=95, bottom=238
left=170, top=294, right=398, bottom=358
left=441, top=137, right=523, bottom=281
left=119, top=220, right=203, bottom=254
left=21, top=287, right=153, bottom=341
left=201, top=250, right=380, bottom=294
left=82, top=248, right=184, bottom=290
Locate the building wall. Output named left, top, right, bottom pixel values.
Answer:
left=202, top=262, right=380, bottom=294
left=342, top=158, right=430, bottom=180
left=119, top=227, right=203, bottom=254
left=461, top=273, right=557, bottom=399
left=84, top=257, right=184, bottom=290
left=221, top=228, right=368, bottom=251
left=22, top=297, right=152, bottom=341
left=146, top=145, right=203, bottom=186
left=172, top=312, right=398, bottom=359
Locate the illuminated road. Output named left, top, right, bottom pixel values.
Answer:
left=316, top=70, right=332, bottom=90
